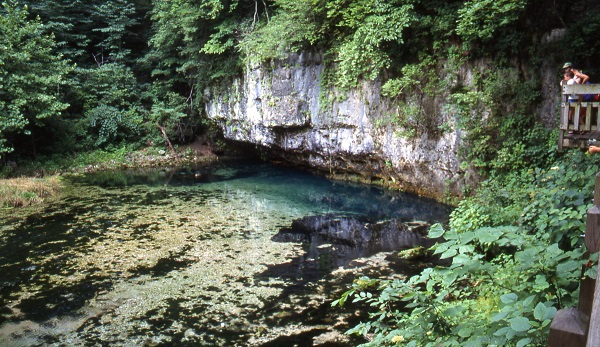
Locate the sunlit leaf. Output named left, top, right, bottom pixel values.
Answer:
left=440, top=248, right=458, bottom=259
left=491, top=311, right=509, bottom=322
left=429, top=223, right=445, bottom=238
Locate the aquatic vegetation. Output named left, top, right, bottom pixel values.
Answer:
left=0, top=162, right=449, bottom=346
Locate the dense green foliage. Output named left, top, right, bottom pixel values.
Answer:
left=1, top=0, right=600, bottom=344
left=334, top=145, right=600, bottom=346
left=0, top=0, right=598, bottom=164
left=0, top=1, right=72, bottom=156
left=0, top=0, right=150, bottom=156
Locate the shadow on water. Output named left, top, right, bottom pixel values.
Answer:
left=129, top=246, right=195, bottom=278
left=248, top=251, right=434, bottom=347
left=16, top=276, right=113, bottom=323
left=0, top=209, right=114, bottom=325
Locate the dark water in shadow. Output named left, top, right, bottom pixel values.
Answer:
left=0, top=160, right=451, bottom=346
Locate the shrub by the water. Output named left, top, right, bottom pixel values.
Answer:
left=0, top=176, right=61, bottom=208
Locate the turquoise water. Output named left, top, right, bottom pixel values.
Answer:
left=0, top=160, right=450, bottom=346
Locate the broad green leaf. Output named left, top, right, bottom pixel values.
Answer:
left=428, top=223, right=445, bottom=238
left=433, top=242, right=450, bottom=255
left=544, top=307, right=557, bottom=321
left=557, top=260, right=581, bottom=276
left=440, top=248, right=458, bottom=259
left=517, top=337, right=531, bottom=347
left=500, top=293, right=518, bottom=304
left=458, top=245, right=475, bottom=254
left=493, top=326, right=510, bottom=336
left=564, top=189, right=578, bottom=198
left=585, top=265, right=598, bottom=280
left=452, top=254, right=471, bottom=265
left=491, top=311, right=509, bottom=322
left=533, top=302, right=547, bottom=321
left=457, top=327, right=472, bottom=337
left=459, top=232, right=475, bottom=244
left=509, top=316, right=531, bottom=332
left=444, top=307, right=460, bottom=317
left=475, top=227, right=502, bottom=243
left=522, top=295, right=536, bottom=308
left=533, top=275, right=550, bottom=291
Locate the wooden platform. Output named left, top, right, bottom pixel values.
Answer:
left=559, top=84, right=600, bottom=150
left=561, top=130, right=600, bottom=149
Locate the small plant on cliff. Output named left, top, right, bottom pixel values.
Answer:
left=448, top=67, right=541, bottom=174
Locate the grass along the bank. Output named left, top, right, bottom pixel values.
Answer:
left=0, top=143, right=218, bottom=208
left=0, top=176, right=62, bottom=208
left=1, top=142, right=217, bottom=178
left=1, top=144, right=141, bottom=177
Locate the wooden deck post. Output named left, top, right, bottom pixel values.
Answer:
left=585, top=173, right=600, bottom=253
left=559, top=91, right=567, bottom=151
left=586, top=265, right=600, bottom=346
left=549, top=172, right=600, bottom=346
left=549, top=307, right=588, bottom=347
left=586, top=173, right=600, bottom=347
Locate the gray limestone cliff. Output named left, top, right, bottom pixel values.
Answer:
left=205, top=53, right=473, bottom=200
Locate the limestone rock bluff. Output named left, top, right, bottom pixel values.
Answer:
left=205, top=53, right=464, bottom=200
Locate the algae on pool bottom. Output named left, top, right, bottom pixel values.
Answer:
left=0, top=162, right=450, bottom=346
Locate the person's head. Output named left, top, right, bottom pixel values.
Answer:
left=563, top=62, right=573, bottom=72
left=564, top=71, right=575, bottom=80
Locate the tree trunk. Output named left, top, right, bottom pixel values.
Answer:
left=157, top=123, right=174, bottom=153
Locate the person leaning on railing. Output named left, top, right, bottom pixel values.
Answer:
left=563, top=62, right=589, bottom=84
left=562, top=63, right=600, bottom=129
left=563, top=70, right=580, bottom=127
left=563, top=62, right=600, bottom=102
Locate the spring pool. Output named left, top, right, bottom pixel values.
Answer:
left=0, top=160, right=451, bottom=346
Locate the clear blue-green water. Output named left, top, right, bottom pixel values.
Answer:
left=0, top=160, right=451, bottom=346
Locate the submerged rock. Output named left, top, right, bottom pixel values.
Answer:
left=272, top=215, right=434, bottom=271
left=273, top=214, right=432, bottom=249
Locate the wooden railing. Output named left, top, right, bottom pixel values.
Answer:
left=548, top=172, right=600, bottom=346
left=587, top=267, right=600, bottom=346
left=558, top=84, right=600, bottom=150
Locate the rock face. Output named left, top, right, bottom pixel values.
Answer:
left=538, top=28, right=565, bottom=129
left=205, top=53, right=465, bottom=200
